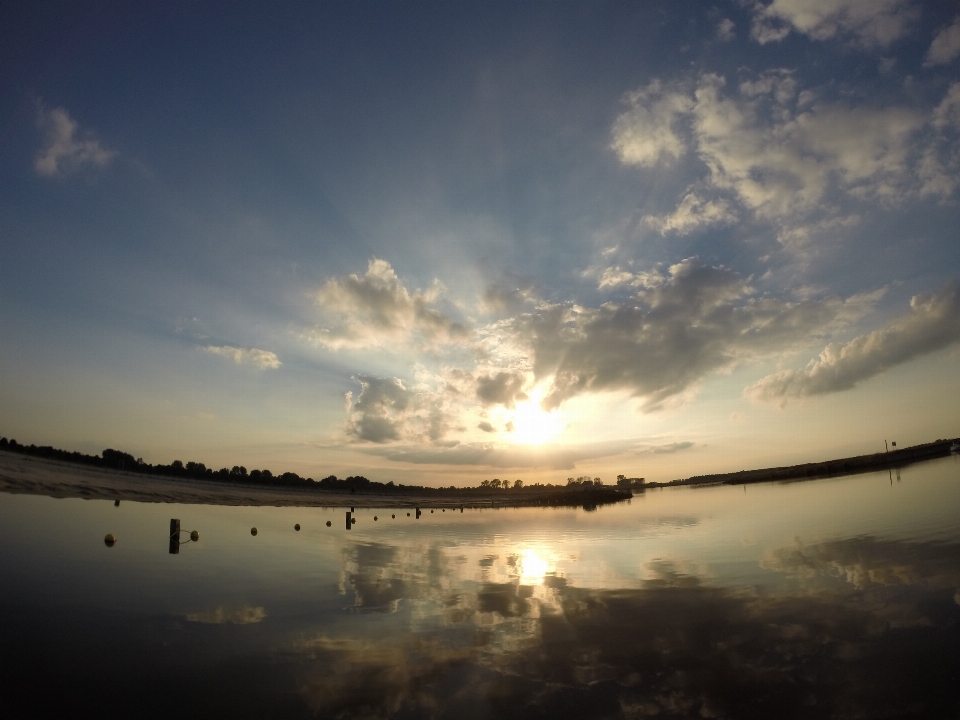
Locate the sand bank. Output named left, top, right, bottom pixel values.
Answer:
left=0, top=451, right=627, bottom=509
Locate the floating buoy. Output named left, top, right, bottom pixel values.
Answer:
left=430, top=509, right=434, bottom=513
left=407, top=512, right=410, bottom=516
left=326, top=520, right=331, bottom=527
left=351, top=517, right=356, bottom=524
left=104, top=534, right=116, bottom=546
left=190, top=530, right=199, bottom=542
left=295, top=523, right=301, bottom=531
left=374, top=516, right=378, bottom=521
left=251, top=527, right=258, bottom=536
left=114, top=500, right=120, bottom=507
left=392, top=514, right=395, bottom=519
left=442, top=508, right=445, bottom=512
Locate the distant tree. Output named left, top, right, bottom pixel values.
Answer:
left=593, top=477, right=603, bottom=486
left=491, top=479, right=502, bottom=489
left=230, top=465, right=247, bottom=477
left=480, top=480, right=490, bottom=488
left=513, top=479, right=523, bottom=489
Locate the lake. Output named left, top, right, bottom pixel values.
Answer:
left=2, top=457, right=960, bottom=719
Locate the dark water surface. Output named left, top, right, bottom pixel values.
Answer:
left=2, top=457, right=960, bottom=719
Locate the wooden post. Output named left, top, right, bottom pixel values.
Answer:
left=416, top=507, right=421, bottom=519
left=345, top=511, right=351, bottom=530
left=169, top=518, right=180, bottom=554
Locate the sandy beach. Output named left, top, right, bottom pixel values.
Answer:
left=0, top=451, right=620, bottom=509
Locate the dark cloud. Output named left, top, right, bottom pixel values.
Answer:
left=477, top=421, right=495, bottom=433
left=509, top=258, right=877, bottom=411
left=361, top=437, right=651, bottom=470
left=747, top=281, right=960, bottom=402
left=641, top=441, right=695, bottom=455
left=476, top=371, right=528, bottom=408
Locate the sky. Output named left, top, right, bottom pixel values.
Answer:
left=2, top=0, right=959, bottom=486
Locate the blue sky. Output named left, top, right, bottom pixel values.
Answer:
left=2, top=0, right=959, bottom=485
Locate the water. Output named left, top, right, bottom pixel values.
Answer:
left=2, top=457, right=960, bottom=718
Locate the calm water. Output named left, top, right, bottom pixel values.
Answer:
left=2, top=458, right=960, bottom=719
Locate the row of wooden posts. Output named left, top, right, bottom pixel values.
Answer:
left=164, top=507, right=463, bottom=553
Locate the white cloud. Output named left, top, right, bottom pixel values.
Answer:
left=614, top=71, right=951, bottom=240
left=204, top=345, right=281, bottom=369
left=34, top=106, right=116, bottom=177
left=610, top=80, right=694, bottom=167
left=932, top=82, right=960, bottom=130
left=925, top=16, right=960, bottom=66
left=717, top=18, right=736, bottom=42
left=309, top=258, right=470, bottom=350
left=644, top=192, right=737, bottom=234
left=750, top=0, right=918, bottom=48
left=746, top=282, right=960, bottom=402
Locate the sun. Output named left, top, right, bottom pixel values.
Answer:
left=509, top=400, right=562, bottom=445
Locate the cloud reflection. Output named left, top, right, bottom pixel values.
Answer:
left=296, top=535, right=960, bottom=719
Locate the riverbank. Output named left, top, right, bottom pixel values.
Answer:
left=647, top=437, right=960, bottom=488
left=0, top=451, right=630, bottom=509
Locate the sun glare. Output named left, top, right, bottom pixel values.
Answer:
left=509, top=400, right=562, bottom=445
left=518, top=548, right=550, bottom=585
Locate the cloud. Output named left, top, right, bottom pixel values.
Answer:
left=475, top=371, right=528, bottom=408
left=477, top=421, right=495, bottom=433
left=749, top=0, right=918, bottom=48
left=204, top=345, right=281, bottom=369
left=505, top=258, right=884, bottom=411
left=309, top=259, right=469, bottom=350
left=185, top=606, right=267, bottom=624
left=34, top=106, right=116, bottom=177
left=613, top=71, right=952, bottom=242
left=717, top=18, right=736, bottom=42
left=925, top=15, right=960, bottom=66
left=362, top=437, right=647, bottom=470
left=610, top=80, right=694, bottom=167
left=639, top=441, right=695, bottom=455
left=345, top=375, right=456, bottom=444
left=644, top=192, right=736, bottom=234
left=746, top=281, right=960, bottom=402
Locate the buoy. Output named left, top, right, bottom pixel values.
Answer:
left=251, top=527, right=258, bottom=536
left=391, top=514, right=395, bottom=519
left=114, top=500, right=120, bottom=507
left=351, top=517, right=356, bottom=524
left=442, top=508, right=445, bottom=512
left=190, top=530, right=199, bottom=542
left=407, top=512, right=410, bottom=516
left=430, top=509, right=434, bottom=513
left=295, top=523, right=301, bottom=531
left=104, top=533, right=116, bottom=546
left=374, top=516, right=378, bottom=521
left=326, top=520, right=331, bottom=527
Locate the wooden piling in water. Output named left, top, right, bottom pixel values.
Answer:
left=346, top=511, right=352, bottom=530
left=169, top=518, right=180, bottom=554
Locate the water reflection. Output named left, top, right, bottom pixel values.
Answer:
left=300, top=536, right=960, bottom=719
left=1, top=457, right=959, bottom=717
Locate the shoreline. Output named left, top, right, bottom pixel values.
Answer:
left=647, top=437, right=959, bottom=489
left=0, top=451, right=629, bottom=509
left=1, top=437, right=956, bottom=508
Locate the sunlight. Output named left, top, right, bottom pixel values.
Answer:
left=518, top=548, right=550, bottom=585
left=508, top=400, right=562, bottom=445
